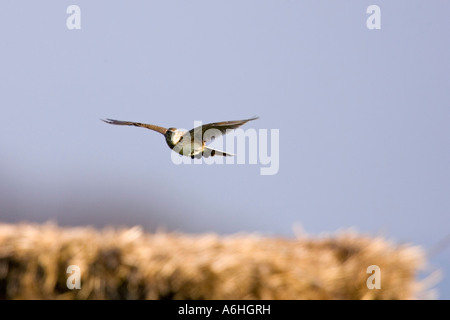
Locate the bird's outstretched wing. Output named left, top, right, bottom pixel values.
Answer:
left=101, top=118, right=168, bottom=135
left=188, top=116, right=259, bottom=143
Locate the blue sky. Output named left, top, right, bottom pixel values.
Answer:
left=0, top=1, right=449, bottom=298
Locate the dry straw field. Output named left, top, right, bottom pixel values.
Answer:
left=0, top=222, right=436, bottom=299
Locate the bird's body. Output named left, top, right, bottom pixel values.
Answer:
left=102, top=117, right=259, bottom=159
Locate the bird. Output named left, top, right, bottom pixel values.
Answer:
left=101, top=116, right=259, bottom=159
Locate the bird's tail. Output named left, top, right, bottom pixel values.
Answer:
left=202, top=147, right=234, bottom=158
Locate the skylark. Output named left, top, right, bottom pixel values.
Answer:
left=102, top=116, right=259, bottom=159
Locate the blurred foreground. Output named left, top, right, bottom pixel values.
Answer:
left=0, top=222, right=436, bottom=299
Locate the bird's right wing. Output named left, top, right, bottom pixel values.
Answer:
left=102, top=119, right=168, bottom=135
left=189, top=116, right=259, bottom=144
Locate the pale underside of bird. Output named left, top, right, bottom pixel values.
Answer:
left=102, top=116, right=259, bottom=159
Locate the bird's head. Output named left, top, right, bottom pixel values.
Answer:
left=165, top=128, right=184, bottom=148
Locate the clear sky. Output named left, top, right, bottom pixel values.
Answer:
left=0, top=1, right=449, bottom=298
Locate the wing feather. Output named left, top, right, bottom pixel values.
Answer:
left=188, top=116, right=259, bottom=143
left=101, top=118, right=167, bottom=135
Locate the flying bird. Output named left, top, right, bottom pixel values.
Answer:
left=102, top=116, right=259, bottom=159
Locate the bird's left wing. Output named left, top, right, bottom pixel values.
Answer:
left=102, top=118, right=168, bottom=135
